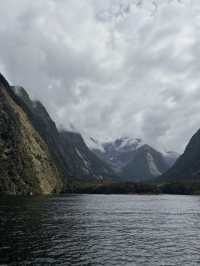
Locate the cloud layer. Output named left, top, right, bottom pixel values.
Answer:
left=1, top=0, right=200, bottom=153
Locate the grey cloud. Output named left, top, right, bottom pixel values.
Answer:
left=0, top=0, right=200, bottom=153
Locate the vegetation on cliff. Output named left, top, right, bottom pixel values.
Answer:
left=0, top=74, right=63, bottom=195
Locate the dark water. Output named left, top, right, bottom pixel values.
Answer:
left=0, top=195, right=200, bottom=266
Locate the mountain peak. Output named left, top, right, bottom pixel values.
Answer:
left=110, top=137, right=143, bottom=152
left=89, top=136, right=179, bottom=179
left=87, top=136, right=144, bottom=172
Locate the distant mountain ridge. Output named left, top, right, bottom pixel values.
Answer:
left=87, top=137, right=144, bottom=172
left=89, top=137, right=179, bottom=181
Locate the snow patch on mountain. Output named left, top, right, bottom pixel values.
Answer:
left=84, top=136, right=105, bottom=152
left=84, top=136, right=144, bottom=153
left=109, top=137, right=143, bottom=152
left=146, top=152, right=162, bottom=177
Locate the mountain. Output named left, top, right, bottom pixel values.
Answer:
left=161, top=129, right=200, bottom=181
left=89, top=137, right=179, bottom=181
left=121, top=145, right=170, bottom=181
left=13, top=86, right=114, bottom=181
left=0, top=73, right=115, bottom=194
left=89, top=137, right=143, bottom=172
left=59, top=131, right=115, bottom=180
left=0, top=74, right=63, bottom=195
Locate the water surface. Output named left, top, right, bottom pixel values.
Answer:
left=0, top=194, right=200, bottom=265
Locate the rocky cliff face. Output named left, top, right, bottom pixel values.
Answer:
left=59, top=131, right=115, bottom=180
left=121, top=145, right=170, bottom=181
left=161, top=129, right=200, bottom=181
left=0, top=74, right=63, bottom=195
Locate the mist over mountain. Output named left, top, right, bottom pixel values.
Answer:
left=163, top=151, right=180, bottom=168
left=14, top=85, right=115, bottom=182
left=86, top=137, right=143, bottom=171
left=88, top=137, right=179, bottom=181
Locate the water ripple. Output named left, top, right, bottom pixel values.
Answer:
left=0, top=194, right=200, bottom=265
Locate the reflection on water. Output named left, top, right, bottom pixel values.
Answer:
left=0, top=194, right=200, bottom=265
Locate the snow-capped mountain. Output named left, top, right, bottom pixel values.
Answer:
left=85, top=136, right=179, bottom=180
left=87, top=137, right=144, bottom=172
left=104, top=137, right=143, bottom=153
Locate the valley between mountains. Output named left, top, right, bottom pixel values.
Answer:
left=0, top=72, right=200, bottom=195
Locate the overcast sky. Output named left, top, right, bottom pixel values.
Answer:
left=1, top=0, right=200, bottom=153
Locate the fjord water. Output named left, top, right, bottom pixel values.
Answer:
left=0, top=195, right=200, bottom=265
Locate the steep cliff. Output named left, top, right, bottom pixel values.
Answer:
left=161, top=129, right=200, bottom=181
left=59, top=131, right=115, bottom=180
left=0, top=74, right=63, bottom=195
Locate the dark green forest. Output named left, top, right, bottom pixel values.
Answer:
left=65, top=180, right=200, bottom=195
